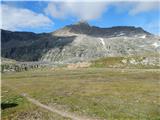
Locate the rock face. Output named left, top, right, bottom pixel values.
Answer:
left=54, top=21, right=151, bottom=38
left=1, top=21, right=160, bottom=64
left=1, top=30, right=75, bottom=61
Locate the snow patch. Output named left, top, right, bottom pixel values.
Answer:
left=119, top=32, right=125, bottom=36
left=139, top=35, right=146, bottom=39
left=99, top=38, right=105, bottom=46
left=99, top=38, right=107, bottom=51
left=152, top=42, right=160, bottom=48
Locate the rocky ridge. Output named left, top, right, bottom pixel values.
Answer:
left=1, top=21, right=160, bottom=64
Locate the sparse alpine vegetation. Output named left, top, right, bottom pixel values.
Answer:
left=91, top=55, right=160, bottom=69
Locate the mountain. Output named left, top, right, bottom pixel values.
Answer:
left=1, top=21, right=160, bottom=64
left=1, top=30, right=75, bottom=61
left=53, top=21, right=151, bottom=37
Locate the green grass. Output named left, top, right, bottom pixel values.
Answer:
left=91, top=57, right=124, bottom=68
left=2, top=68, right=160, bottom=120
left=1, top=86, right=71, bottom=120
left=91, top=56, right=160, bottom=69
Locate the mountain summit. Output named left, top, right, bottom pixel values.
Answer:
left=74, top=20, right=90, bottom=26
left=53, top=22, right=151, bottom=38
left=1, top=22, right=159, bottom=63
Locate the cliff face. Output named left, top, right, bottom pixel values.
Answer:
left=1, top=22, right=160, bottom=64
left=1, top=29, right=75, bottom=61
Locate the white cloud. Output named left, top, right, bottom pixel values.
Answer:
left=44, top=2, right=109, bottom=20
left=129, top=2, right=159, bottom=15
left=1, top=4, right=53, bottom=30
left=110, top=1, right=159, bottom=15
left=44, top=1, right=159, bottom=20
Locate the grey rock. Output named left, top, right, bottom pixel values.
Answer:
left=1, top=22, right=160, bottom=64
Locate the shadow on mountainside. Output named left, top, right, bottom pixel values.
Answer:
left=1, top=29, right=76, bottom=61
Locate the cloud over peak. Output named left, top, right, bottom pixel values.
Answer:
left=0, top=1, right=159, bottom=34
left=44, top=1, right=159, bottom=21
left=44, top=2, right=108, bottom=20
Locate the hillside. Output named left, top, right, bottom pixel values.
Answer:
left=1, top=21, right=160, bottom=64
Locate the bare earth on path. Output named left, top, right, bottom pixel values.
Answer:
left=4, top=84, right=101, bottom=120
left=22, top=93, right=100, bottom=120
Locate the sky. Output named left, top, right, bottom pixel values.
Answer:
left=0, top=0, right=160, bottom=35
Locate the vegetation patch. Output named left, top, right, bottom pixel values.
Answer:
left=2, top=68, right=160, bottom=120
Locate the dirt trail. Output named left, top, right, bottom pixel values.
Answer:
left=4, top=84, right=100, bottom=120
left=21, top=93, right=99, bottom=120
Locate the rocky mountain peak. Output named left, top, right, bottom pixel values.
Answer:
left=1, top=23, right=159, bottom=64
left=74, top=20, right=90, bottom=26
left=53, top=21, right=152, bottom=38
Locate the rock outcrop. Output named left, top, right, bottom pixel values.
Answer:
left=1, top=21, right=160, bottom=64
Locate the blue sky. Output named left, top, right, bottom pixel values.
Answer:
left=1, top=1, right=160, bottom=35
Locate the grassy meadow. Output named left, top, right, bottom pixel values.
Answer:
left=1, top=67, right=160, bottom=120
left=1, top=85, right=71, bottom=120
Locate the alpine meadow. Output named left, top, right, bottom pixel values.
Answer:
left=1, top=1, right=160, bottom=120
